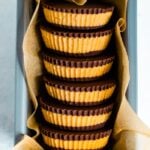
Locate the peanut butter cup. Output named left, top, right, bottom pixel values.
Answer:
left=43, top=75, right=116, bottom=106
left=42, top=50, right=115, bottom=81
left=40, top=24, right=113, bottom=56
left=41, top=0, right=114, bottom=29
left=40, top=124, right=112, bottom=150
left=39, top=96, right=114, bottom=131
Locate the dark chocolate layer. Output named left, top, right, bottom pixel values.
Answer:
left=39, top=96, right=114, bottom=116
left=43, top=75, right=116, bottom=92
left=55, top=99, right=113, bottom=106
left=45, top=75, right=107, bottom=82
left=42, top=50, right=115, bottom=68
left=40, top=24, right=113, bottom=38
left=42, top=0, right=114, bottom=14
left=40, top=124, right=112, bottom=140
left=48, top=122, right=106, bottom=131
left=47, top=22, right=109, bottom=30
left=43, top=144, right=106, bottom=150
left=43, top=48, right=108, bottom=57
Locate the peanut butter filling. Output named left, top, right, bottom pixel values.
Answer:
left=44, top=60, right=113, bottom=79
left=41, top=28, right=112, bottom=54
left=45, top=84, right=116, bottom=104
left=42, top=135, right=109, bottom=150
left=42, top=108, right=111, bottom=127
left=43, top=8, right=113, bottom=28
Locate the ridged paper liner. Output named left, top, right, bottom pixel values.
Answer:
left=41, top=25, right=113, bottom=37
left=42, top=0, right=114, bottom=29
left=43, top=75, right=116, bottom=106
left=40, top=25, right=113, bottom=56
left=39, top=96, right=114, bottom=115
left=42, top=51, right=115, bottom=81
left=40, top=125, right=112, bottom=149
left=42, top=50, right=115, bottom=67
left=43, top=75, right=116, bottom=91
left=42, top=144, right=107, bottom=150
left=39, top=96, right=113, bottom=131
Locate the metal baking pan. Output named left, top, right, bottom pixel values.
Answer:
left=0, top=0, right=137, bottom=149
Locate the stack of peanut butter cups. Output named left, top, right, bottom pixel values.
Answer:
left=39, top=0, right=116, bottom=149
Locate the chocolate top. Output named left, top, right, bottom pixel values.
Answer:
left=40, top=124, right=112, bottom=140
left=41, top=0, right=114, bottom=14
left=42, top=50, right=115, bottom=68
left=43, top=74, right=116, bottom=92
left=40, top=23, right=113, bottom=38
left=39, top=96, right=114, bottom=116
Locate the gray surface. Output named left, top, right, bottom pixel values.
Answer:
left=137, top=0, right=150, bottom=126
left=127, top=0, right=137, bottom=111
left=0, top=0, right=17, bottom=149
left=15, top=0, right=32, bottom=141
left=0, top=0, right=32, bottom=149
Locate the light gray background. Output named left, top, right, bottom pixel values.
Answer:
left=0, top=0, right=17, bottom=149
left=137, top=0, right=150, bottom=127
left=0, top=0, right=31, bottom=149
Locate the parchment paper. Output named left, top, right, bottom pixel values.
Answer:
left=14, top=0, right=150, bottom=149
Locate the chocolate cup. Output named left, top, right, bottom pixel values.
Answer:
left=43, top=74, right=116, bottom=92
left=39, top=96, right=114, bottom=116
left=41, top=0, right=114, bottom=29
left=42, top=50, right=115, bottom=68
left=40, top=124, right=112, bottom=140
left=40, top=24, right=113, bottom=38
left=43, top=74, right=116, bottom=106
left=39, top=96, right=113, bottom=131
left=42, top=50, right=115, bottom=81
left=40, top=124, right=112, bottom=149
left=40, top=22, right=113, bottom=56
